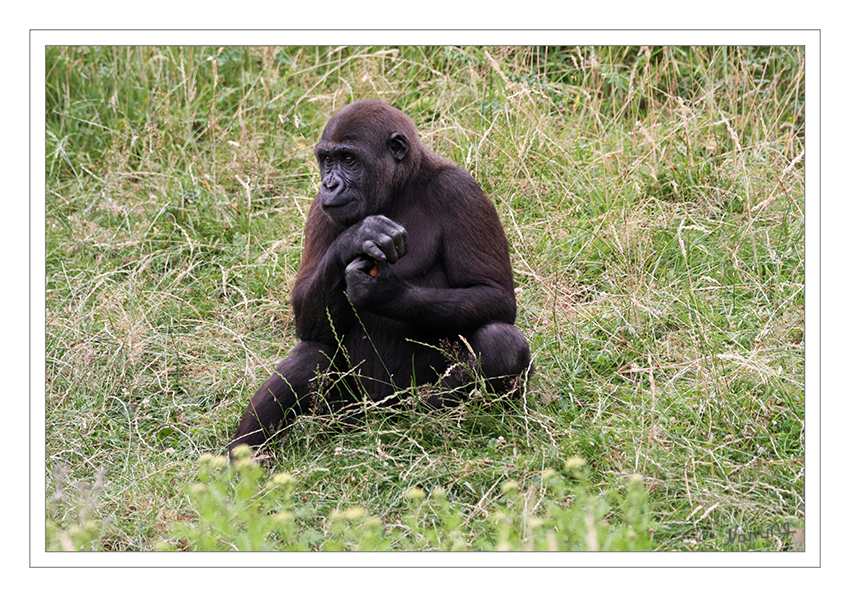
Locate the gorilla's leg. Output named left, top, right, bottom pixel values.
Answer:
left=472, top=322, right=532, bottom=396
left=230, top=341, right=335, bottom=455
left=425, top=322, right=531, bottom=408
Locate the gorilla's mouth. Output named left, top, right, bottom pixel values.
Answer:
left=321, top=191, right=357, bottom=210
left=323, top=201, right=355, bottom=217
left=322, top=201, right=361, bottom=225
left=323, top=198, right=353, bottom=210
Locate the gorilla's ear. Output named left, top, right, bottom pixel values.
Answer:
left=388, top=133, right=409, bottom=161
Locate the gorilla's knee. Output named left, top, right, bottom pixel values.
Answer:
left=472, top=323, right=532, bottom=381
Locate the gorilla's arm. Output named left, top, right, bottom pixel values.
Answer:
left=345, top=257, right=515, bottom=332
left=292, top=207, right=409, bottom=344
left=344, top=172, right=516, bottom=333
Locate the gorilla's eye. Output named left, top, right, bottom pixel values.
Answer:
left=343, top=154, right=355, bottom=165
left=323, top=155, right=333, bottom=166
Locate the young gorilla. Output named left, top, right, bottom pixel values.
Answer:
left=231, top=100, right=531, bottom=455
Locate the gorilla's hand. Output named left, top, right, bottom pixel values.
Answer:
left=344, top=215, right=409, bottom=265
left=345, top=256, right=405, bottom=312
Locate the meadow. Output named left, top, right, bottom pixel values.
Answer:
left=44, top=45, right=805, bottom=551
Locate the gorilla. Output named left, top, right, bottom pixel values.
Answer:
left=231, top=100, right=530, bottom=455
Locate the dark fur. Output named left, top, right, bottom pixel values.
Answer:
left=231, top=100, right=530, bottom=454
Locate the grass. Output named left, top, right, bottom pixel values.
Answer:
left=44, top=45, right=805, bottom=552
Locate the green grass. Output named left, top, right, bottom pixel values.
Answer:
left=44, top=45, right=805, bottom=552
